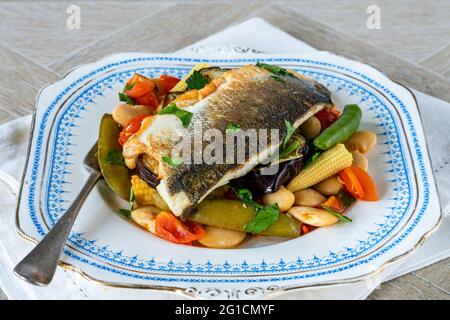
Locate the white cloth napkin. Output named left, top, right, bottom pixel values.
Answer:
left=0, top=18, right=448, bottom=300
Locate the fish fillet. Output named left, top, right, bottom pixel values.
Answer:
left=123, top=65, right=333, bottom=216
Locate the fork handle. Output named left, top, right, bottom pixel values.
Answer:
left=14, top=172, right=101, bottom=285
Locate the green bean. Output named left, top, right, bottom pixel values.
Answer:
left=313, top=104, right=362, bottom=150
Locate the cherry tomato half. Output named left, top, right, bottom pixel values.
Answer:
left=322, top=195, right=345, bottom=213
left=159, top=75, right=180, bottom=92
left=315, top=106, right=341, bottom=130
left=155, top=212, right=205, bottom=244
left=118, top=114, right=151, bottom=146
left=339, top=167, right=365, bottom=200
left=124, top=73, right=155, bottom=99
left=345, top=166, right=379, bottom=201
left=135, top=91, right=159, bottom=111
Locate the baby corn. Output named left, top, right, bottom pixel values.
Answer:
left=131, top=175, right=170, bottom=211
left=287, top=144, right=353, bottom=192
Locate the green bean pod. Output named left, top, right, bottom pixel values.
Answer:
left=313, top=104, right=362, bottom=150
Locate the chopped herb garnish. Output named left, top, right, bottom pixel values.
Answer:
left=283, top=120, right=296, bottom=148
left=256, top=62, right=296, bottom=78
left=159, top=103, right=193, bottom=127
left=225, top=123, right=241, bottom=133
left=186, top=70, right=209, bottom=90
left=162, top=155, right=183, bottom=167
left=279, top=138, right=302, bottom=159
left=234, top=187, right=254, bottom=206
left=244, top=203, right=280, bottom=234
left=338, top=190, right=356, bottom=209
left=106, top=148, right=124, bottom=165
left=118, top=189, right=135, bottom=219
left=232, top=186, right=280, bottom=234
left=322, top=205, right=352, bottom=223
left=303, top=151, right=321, bottom=168
left=124, top=82, right=135, bottom=91
left=119, top=92, right=135, bottom=105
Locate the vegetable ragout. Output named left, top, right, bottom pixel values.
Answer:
left=98, top=63, right=379, bottom=248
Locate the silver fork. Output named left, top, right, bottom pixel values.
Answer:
left=14, top=143, right=101, bottom=285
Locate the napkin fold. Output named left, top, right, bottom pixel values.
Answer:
left=0, top=18, right=448, bottom=300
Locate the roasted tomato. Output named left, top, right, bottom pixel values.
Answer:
left=159, top=75, right=180, bottom=92
left=339, top=166, right=378, bottom=201
left=155, top=212, right=205, bottom=244
left=322, top=195, right=345, bottom=213
left=315, top=106, right=341, bottom=130
left=118, top=114, right=151, bottom=146
left=135, top=91, right=159, bottom=110
left=124, top=73, right=155, bottom=99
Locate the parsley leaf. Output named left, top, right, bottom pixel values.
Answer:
left=303, top=151, right=321, bottom=168
left=244, top=203, right=280, bottom=234
left=234, top=187, right=254, bottom=206
left=186, top=70, right=209, bottom=90
left=338, top=190, right=356, bottom=209
left=322, top=205, right=352, bottom=223
left=256, top=62, right=296, bottom=78
left=106, top=149, right=124, bottom=165
left=162, top=155, right=183, bottom=167
left=118, top=189, right=135, bottom=219
left=283, top=120, right=296, bottom=148
left=225, top=123, right=241, bottom=133
left=232, top=187, right=280, bottom=234
left=279, top=138, right=301, bottom=159
left=159, top=103, right=193, bottom=127
left=119, top=92, right=135, bottom=105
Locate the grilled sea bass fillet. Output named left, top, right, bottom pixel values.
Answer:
left=123, top=65, right=333, bottom=216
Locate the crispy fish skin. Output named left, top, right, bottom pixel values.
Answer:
left=154, top=65, right=334, bottom=216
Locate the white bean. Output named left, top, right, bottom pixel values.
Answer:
left=350, top=150, right=368, bottom=171
left=198, top=226, right=247, bottom=249
left=130, top=206, right=160, bottom=234
left=299, top=116, right=321, bottom=139
left=313, top=176, right=342, bottom=196
left=288, top=206, right=339, bottom=227
left=293, top=188, right=327, bottom=207
left=345, top=130, right=377, bottom=154
left=112, top=103, right=152, bottom=127
left=262, top=186, right=295, bottom=212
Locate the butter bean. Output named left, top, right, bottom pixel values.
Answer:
left=262, top=186, right=295, bottom=212
left=345, top=130, right=377, bottom=154
left=313, top=176, right=342, bottom=195
left=198, top=226, right=247, bottom=248
left=112, top=103, right=152, bottom=127
left=299, top=116, right=321, bottom=139
left=293, top=188, right=326, bottom=207
left=350, top=150, right=368, bottom=171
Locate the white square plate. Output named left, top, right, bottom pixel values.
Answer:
left=16, top=52, right=442, bottom=299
